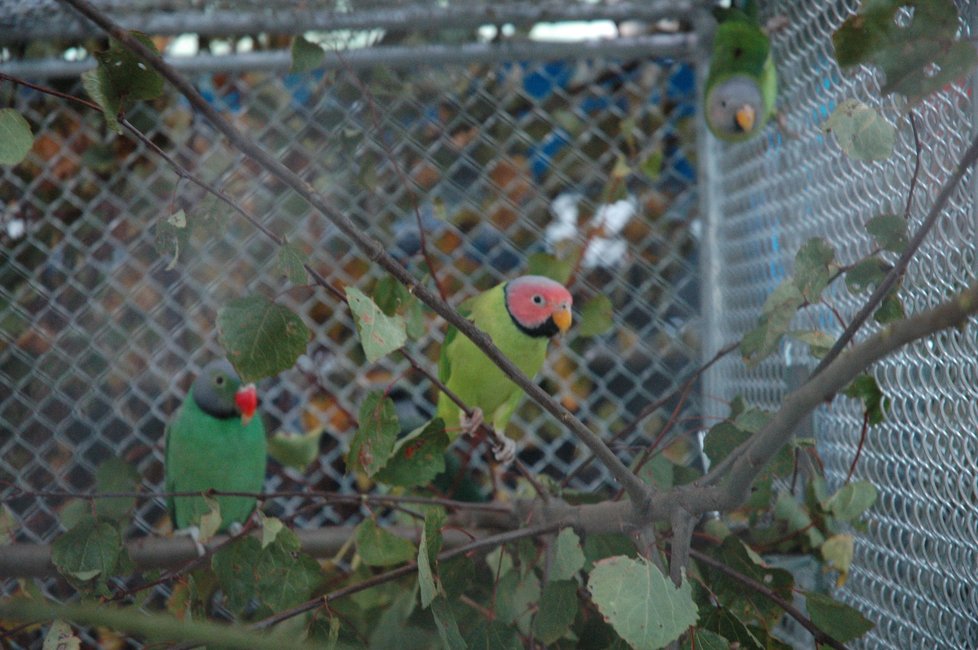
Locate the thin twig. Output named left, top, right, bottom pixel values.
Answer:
left=688, top=547, right=849, bottom=650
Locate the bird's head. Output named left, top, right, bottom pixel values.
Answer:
left=706, top=75, right=764, bottom=139
left=192, top=359, right=259, bottom=425
left=504, top=275, right=573, bottom=338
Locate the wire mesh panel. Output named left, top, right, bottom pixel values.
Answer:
left=0, top=7, right=700, bottom=643
left=703, top=1, right=978, bottom=647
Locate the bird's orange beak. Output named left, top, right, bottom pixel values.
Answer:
left=735, top=104, right=756, bottom=132
left=235, top=383, right=258, bottom=426
left=553, top=305, right=572, bottom=334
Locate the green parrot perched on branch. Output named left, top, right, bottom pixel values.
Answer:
left=705, top=1, right=777, bottom=142
left=165, top=359, right=267, bottom=534
left=436, top=275, right=573, bottom=463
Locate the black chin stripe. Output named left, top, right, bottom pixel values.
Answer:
left=508, top=311, right=560, bottom=338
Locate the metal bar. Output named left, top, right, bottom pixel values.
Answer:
left=0, top=32, right=698, bottom=79
left=0, top=1, right=697, bottom=42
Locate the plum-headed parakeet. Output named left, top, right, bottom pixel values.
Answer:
left=165, top=359, right=266, bottom=533
left=705, top=2, right=777, bottom=142
left=436, top=275, right=572, bottom=462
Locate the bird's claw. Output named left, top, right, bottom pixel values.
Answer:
left=460, top=408, right=484, bottom=438
left=490, top=434, right=516, bottom=464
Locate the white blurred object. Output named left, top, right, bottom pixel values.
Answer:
left=546, top=192, right=636, bottom=269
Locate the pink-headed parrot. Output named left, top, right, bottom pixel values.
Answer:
left=436, top=275, right=573, bottom=462
left=705, top=1, right=777, bottom=142
left=165, top=359, right=266, bottom=533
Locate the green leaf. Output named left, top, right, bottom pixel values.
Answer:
left=276, top=243, right=309, bottom=284
left=793, top=238, right=836, bottom=301
left=43, top=619, right=81, bottom=650
left=0, top=109, right=34, bottom=166
left=822, top=99, right=896, bottom=161
left=788, top=330, right=835, bottom=358
left=733, top=407, right=771, bottom=434
left=636, top=453, right=674, bottom=490
left=843, top=373, right=888, bottom=425
left=496, top=570, right=540, bottom=633
left=93, top=458, right=140, bottom=521
left=347, top=391, right=399, bottom=477
left=550, top=528, right=586, bottom=581
left=832, top=0, right=978, bottom=107
left=154, top=209, right=190, bottom=270
left=821, top=534, right=855, bottom=586
left=257, top=512, right=285, bottom=548
left=290, top=35, right=325, bottom=73
left=866, top=214, right=909, bottom=253
left=255, top=527, right=323, bottom=610
left=578, top=295, right=614, bottom=337
left=464, top=619, right=518, bottom=649
left=94, top=32, right=164, bottom=103
left=845, top=257, right=887, bottom=293
left=267, top=427, right=323, bottom=470
left=874, top=291, right=904, bottom=324
left=346, top=286, right=407, bottom=363
left=418, top=508, right=445, bottom=608
left=431, top=596, right=468, bottom=650
left=373, top=275, right=412, bottom=315
left=700, top=607, right=763, bottom=650
left=81, top=67, right=121, bottom=133
left=527, top=252, right=573, bottom=284
left=824, top=480, right=878, bottom=521
left=774, top=492, right=825, bottom=548
left=707, top=538, right=795, bottom=626
left=741, top=280, right=804, bottom=365
left=704, top=421, right=749, bottom=465
left=218, top=295, right=310, bottom=383
left=195, top=495, right=222, bottom=542
left=583, top=533, right=636, bottom=572
left=356, top=518, right=416, bottom=567
left=533, top=579, right=578, bottom=644
left=375, top=419, right=449, bottom=488
left=588, top=555, right=698, bottom=649
left=640, top=149, right=664, bottom=181
left=212, top=535, right=263, bottom=614
left=805, top=592, right=874, bottom=642
left=51, top=516, right=124, bottom=587
left=681, top=628, right=730, bottom=650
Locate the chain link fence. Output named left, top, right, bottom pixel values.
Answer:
left=1, top=3, right=702, bottom=644
left=5, top=1, right=978, bottom=648
left=702, top=1, right=978, bottom=647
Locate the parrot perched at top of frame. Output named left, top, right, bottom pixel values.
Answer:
left=165, top=359, right=267, bottom=533
left=436, top=275, right=573, bottom=462
left=704, top=1, right=777, bottom=142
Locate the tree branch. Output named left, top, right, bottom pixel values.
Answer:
left=0, top=600, right=314, bottom=650
left=55, top=0, right=651, bottom=510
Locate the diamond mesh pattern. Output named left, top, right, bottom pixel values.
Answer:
left=0, top=17, right=699, bottom=644
left=704, top=1, right=978, bottom=647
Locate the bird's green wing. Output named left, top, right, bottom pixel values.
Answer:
left=438, top=296, right=475, bottom=386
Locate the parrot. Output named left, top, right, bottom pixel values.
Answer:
left=436, top=275, right=573, bottom=463
left=165, top=359, right=267, bottom=535
left=704, top=1, right=777, bottom=142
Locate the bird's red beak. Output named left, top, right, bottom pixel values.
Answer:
left=235, top=383, right=258, bottom=425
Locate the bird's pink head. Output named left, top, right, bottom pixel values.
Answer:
left=504, top=275, right=573, bottom=337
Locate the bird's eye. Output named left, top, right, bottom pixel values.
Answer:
left=532, top=295, right=545, bottom=305
left=215, top=375, right=225, bottom=386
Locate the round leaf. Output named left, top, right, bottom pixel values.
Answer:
left=217, top=294, right=310, bottom=383
left=0, top=109, right=34, bottom=166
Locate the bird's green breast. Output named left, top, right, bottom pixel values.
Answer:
left=165, top=397, right=267, bottom=531
left=436, top=283, right=549, bottom=435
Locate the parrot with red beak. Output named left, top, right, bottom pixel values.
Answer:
left=165, top=359, right=266, bottom=533
left=436, top=275, right=573, bottom=462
